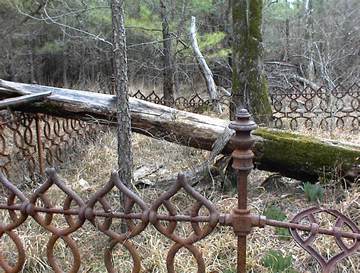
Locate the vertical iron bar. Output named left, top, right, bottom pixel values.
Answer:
left=237, top=172, right=249, bottom=273
left=229, top=109, right=257, bottom=273
left=35, top=114, right=45, bottom=176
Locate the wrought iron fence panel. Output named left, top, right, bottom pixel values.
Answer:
left=129, top=84, right=360, bottom=131
left=0, top=112, right=97, bottom=179
left=0, top=109, right=359, bottom=273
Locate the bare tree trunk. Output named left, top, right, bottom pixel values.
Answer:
left=283, top=1, right=290, bottom=62
left=305, top=0, right=315, bottom=82
left=173, top=0, right=188, bottom=95
left=28, top=38, right=36, bottom=83
left=231, top=0, right=272, bottom=124
left=160, top=0, right=175, bottom=106
left=62, top=33, right=68, bottom=87
left=78, top=45, right=85, bottom=87
left=190, top=16, right=222, bottom=113
left=111, top=0, right=133, bottom=186
left=62, top=53, right=68, bottom=88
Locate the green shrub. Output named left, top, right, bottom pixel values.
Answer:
left=262, top=250, right=297, bottom=273
left=264, top=206, right=287, bottom=221
left=263, top=206, right=291, bottom=240
left=302, top=182, right=324, bottom=202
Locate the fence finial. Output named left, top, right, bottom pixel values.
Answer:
left=229, top=108, right=257, bottom=273
left=229, top=108, right=257, bottom=171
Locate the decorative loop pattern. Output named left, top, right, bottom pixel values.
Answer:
left=0, top=170, right=221, bottom=273
left=0, top=112, right=97, bottom=179
left=1, top=169, right=360, bottom=272
left=290, top=207, right=360, bottom=273
left=1, top=84, right=358, bottom=180
left=128, top=84, right=360, bottom=131
left=271, top=84, right=360, bottom=131
left=129, top=85, right=360, bottom=131
left=0, top=85, right=359, bottom=272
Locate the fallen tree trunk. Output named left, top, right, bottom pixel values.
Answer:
left=0, top=79, right=359, bottom=182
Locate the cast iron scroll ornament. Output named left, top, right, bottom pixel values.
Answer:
left=149, top=174, right=220, bottom=273
left=290, top=207, right=360, bottom=273
left=0, top=168, right=223, bottom=273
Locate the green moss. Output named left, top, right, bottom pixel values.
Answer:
left=253, top=128, right=359, bottom=177
left=231, top=0, right=272, bottom=124
left=249, top=0, right=263, bottom=38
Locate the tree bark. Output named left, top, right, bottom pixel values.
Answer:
left=28, top=38, right=36, bottom=84
left=1, top=80, right=359, bottom=183
left=304, top=0, right=315, bottom=82
left=160, top=0, right=175, bottom=106
left=111, top=0, right=133, bottom=185
left=189, top=16, right=222, bottom=113
left=231, top=0, right=272, bottom=124
left=62, top=32, right=68, bottom=87
left=283, top=1, right=290, bottom=62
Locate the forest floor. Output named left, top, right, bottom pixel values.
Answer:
left=1, top=126, right=359, bottom=273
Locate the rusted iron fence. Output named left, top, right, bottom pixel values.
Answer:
left=0, top=109, right=359, bottom=273
left=0, top=112, right=97, bottom=179
left=0, top=83, right=358, bottom=180
left=128, top=84, right=360, bottom=131
left=271, top=84, right=360, bottom=131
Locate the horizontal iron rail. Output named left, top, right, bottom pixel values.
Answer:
left=264, top=218, right=360, bottom=240
left=1, top=203, right=360, bottom=240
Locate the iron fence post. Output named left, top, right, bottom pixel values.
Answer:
left=229, top=109, right=257, bottom=273
left=35, top=114, right=45, bottom=176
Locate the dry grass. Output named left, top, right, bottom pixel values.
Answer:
left=1, top=128, right=360, bottom=273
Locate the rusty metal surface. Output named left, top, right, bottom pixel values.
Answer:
left=229, top=109, right=257, bottom=273
left=129, top=84, right=360, bottom=131
left=1, top=109, right=360, bottom=273
left=1, top=169, right=359, bottom=272
left=271, top=84, right=360, bottom=131
left=0, top=112, right=97, bottom=179
left=0, top=169, right=222, bottom=273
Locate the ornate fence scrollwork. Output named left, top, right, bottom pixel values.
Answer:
left=1, top=109, right=359, bottom=273
left=0, top=111, right=97, bottom=179
left=270, top=84, right=360, bottom=131
left=130, top=84, right=360, bottom=131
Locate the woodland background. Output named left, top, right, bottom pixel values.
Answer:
left=1, top=0, right=359, bottom=93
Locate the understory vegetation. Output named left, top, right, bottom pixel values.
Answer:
left=0, top=0, right=359, bottom=272
left=1, top=129, right=360, bottom=273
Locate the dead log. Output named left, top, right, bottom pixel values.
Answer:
left=0, top=79, right=359, bottom=182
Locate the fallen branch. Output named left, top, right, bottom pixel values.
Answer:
left=291, top=74, right=320, bottom=90
left=0, top=91, right=51, bottom=110
left=189, top=16, right=222, bottom=113
left=157, top=126, right=235, bottom=188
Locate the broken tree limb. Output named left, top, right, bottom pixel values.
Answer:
left=0, top=79, right=359, bottom=182
left=0, top=91, right=51, bottom=110
left=189, top=16, right=222, bottom=113
left=291, top=74, right=320, bottom=90
left=158, top=126, right=235, bottom=188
